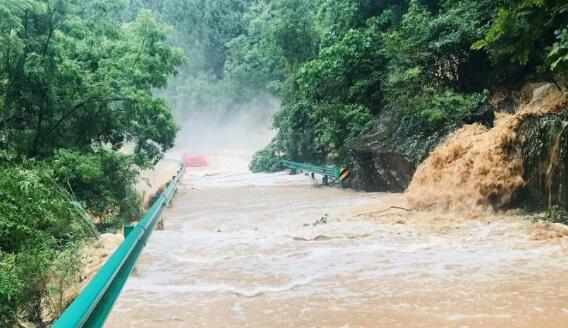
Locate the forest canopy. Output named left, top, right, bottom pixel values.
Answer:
left=247, top=0, right=568, bottom=170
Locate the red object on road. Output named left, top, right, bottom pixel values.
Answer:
left=183, top=155, right=208, bottom=167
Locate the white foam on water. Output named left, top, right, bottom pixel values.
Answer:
left=109, top=152, right=568, bottom=327
left=126, top=275, right=321, bottom=298
left=186, top=170, right=313, bottom=188
left=447, top=313, right=513, bottom=320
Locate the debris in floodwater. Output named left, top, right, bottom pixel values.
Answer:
left=530, top=205, right=568, bottom=225
left=304, top=213, right=329, bottom=227
left=293, top=235, right=331, bottom=241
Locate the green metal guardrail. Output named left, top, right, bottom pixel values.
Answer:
left=282, top=160, right=340, bottom=178
left=281, top=160, right=351, bottom=185
left=53, top=162, right=185, bottom=328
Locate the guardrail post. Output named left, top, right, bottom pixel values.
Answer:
left=123, top=225, right=134, bottom=238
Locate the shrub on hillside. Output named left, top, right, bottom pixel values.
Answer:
left=0, top=154, right=96, bottom=325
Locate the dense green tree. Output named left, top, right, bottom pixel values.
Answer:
left=473, top=0, right=568, bottom=69
left=0, top=1, right=182, bottom=324
left=125, top=0, right=273, bottom=118
left=298, top=15, right=391, bottom=110
left=549, top=28, right=568, bottom=76
left=125, top=0, right=251, bottom=77
left=316, top=0, right=407, bottom=47
left=225, top=1, right=286, bottom=94
left=51, top=149, right=141, bottom=229
left=271, top=0, right=319, bottom=72
left=381, top=0, right=495, bottom=126
left=0, top=0, right=183, bottom=164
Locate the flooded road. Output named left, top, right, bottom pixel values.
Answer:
left=106, top=155, right=568, bottom=327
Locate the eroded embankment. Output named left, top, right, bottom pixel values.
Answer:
left=406, top=84, right=567, bottom=213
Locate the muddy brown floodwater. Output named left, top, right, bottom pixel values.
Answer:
left=106, top=154, right=568, bottom=328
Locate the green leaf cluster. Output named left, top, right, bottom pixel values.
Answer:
left=473, top=0, right=568, bottom=69
left=52, top=149, right=141, bottom=229
left=0, top=0, right=184, bottom=163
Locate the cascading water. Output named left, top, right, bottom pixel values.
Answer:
left=406, top=84, right=567, bottom=213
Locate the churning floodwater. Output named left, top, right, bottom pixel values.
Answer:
left=105, top=152, right=568, bottom=327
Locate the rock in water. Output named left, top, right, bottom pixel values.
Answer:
left=513, top=114, right=568, bottom=210
left=462, top=102, right=495, bottom=128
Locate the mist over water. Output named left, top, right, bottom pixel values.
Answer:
left=164, top=93, right=280, bottom=173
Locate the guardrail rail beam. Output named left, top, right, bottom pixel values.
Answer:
left=53, top=163, right=185, bottom=328
left=281, top=160, right=350, bottom=185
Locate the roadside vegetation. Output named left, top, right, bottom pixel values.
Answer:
left=124, top=0, right=568, bottom=171
left=0, top=0, right=182, bottom=325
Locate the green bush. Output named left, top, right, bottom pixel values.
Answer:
left=0, top=156, right=96, bottom=325
left=549, top=28, right=568, bottom=78
left=414, top=91, right=485, bottom=129
left=250, top=141, right=284, bottom=173
left=52, top=149, right=142, bottom=230
left=473, top=0, right=567, bottom=68
left=0, top=253, right=21, bottom=326
left=534, top=206, right=568, bottom=225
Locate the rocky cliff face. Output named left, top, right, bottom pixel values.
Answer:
left=508, top=83, right=568, bottom=210
left=351, top=82, right=568, bottom=211
left=348, top=102, right=493, bottom=193
left=349, top=144, right=416, bottom=192
left=347, top=106, right=447, bottom=192
left=513, top=113, right=568, bottom=210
